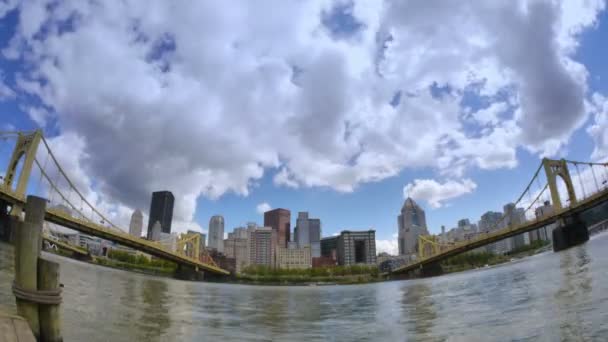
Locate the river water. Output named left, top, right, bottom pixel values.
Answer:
left=1, top=233, right=608, bottom=341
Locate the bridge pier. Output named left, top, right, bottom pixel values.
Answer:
left=174, top=265, right=205, bottom=281
left=553, top=214, right=589, bottom=252
left=420, top=263, right=443, bottom=278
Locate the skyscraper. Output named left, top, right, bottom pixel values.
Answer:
left=295, top=212, right=309, bottom=246
left=208, top=215, right=225, bottom=253
left=129, top=209, right=143, bottom=238
left=295, top=212, right=321, bottom=257
left=397, top=197, right=429, bottom=256
left=146, top=191, right=174, bottom=239
left=263, top=208, right=290, bottom=249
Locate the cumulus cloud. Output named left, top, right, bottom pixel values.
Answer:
left=404, top=179, right=477, bottom=209
left=588, top=93, right=608, bottom=161
left=376, top=239, right=398, bottom=255
left=256, top=202, right=272, bottom=215
left=0, top=0, right=603, bottom=230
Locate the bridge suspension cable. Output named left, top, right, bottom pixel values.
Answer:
left=34, top=135, right=122, bottom=231
left=417, top=160, right=552, bottom=261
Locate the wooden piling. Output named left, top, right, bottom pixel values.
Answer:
left=38, top=258, right=62, bottom=342
left=13, top=195, right=46, bottom=339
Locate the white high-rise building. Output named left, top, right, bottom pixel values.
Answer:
left=478, top=211, right=503, bottom=254
left=398, top=198, right=429, bottom=256
left=533, top=201, right=556, bottom=242
left=129, top=209, right=143, bottom=238
left=150, top=221, right=162, bottom=241
left=208, top=215, right=225, bottom=253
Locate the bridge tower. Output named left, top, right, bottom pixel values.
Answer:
left=2, top=130, right=42, bottom=216
left=543, top=158, right=577, bottom=211
left=542, top=158, right=589, bottom=251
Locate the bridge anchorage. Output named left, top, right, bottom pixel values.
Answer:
left=389, top=156, right=608, bottom=278
left=0, top=130, right=230, bottom=279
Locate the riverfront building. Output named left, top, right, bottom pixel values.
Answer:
left=146, top=191, right=174, bottom=239
left=398, top=198, right=429, bottom=257
left=149, top=221, right=162, bottom=241
left=276, top=246, right=311, bottom=269
left=224, top=232, right=249, bottom=273
left=337, top=230, right=377, bottom=266
left=532, top=201, right=556, bottom=242
left=478, top=211, right=504, bottom=254
left=208, top=215, right=225, bottom=253
left=249, top=227, right=275, bottom=267
left=321, top=236, right=338, bottom=261
left=128, top=209, right=143, bottom=238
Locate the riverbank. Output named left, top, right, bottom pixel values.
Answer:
left=44, top=248, right=177, bottom=278
left=231, top=273, right=383, bottom=286
left=441, top=240, right=551, bottom=274
left=92, top=256, right=176, bottom=277
left=230, top=265, right=383, bottom=285
left=43, top=240, right=551, bottom=285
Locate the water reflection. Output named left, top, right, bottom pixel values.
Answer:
left=2, top=237, right=608, bottom=341
left=555, top=247, right=592, bottom=341
left=401, top=282, right=443, bottom=341
left=139, top=279, right=171, bottom=341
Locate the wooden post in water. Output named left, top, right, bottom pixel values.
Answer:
left=38, top=258, right=62, bottom=342
left=13, top=195, right=46, bottom=339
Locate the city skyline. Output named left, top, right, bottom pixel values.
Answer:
left=1, top=2, right=607, bottom=256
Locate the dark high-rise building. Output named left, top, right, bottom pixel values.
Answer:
left=264, top=208, right=291, bottom=249
left=321, top=236, right=339, bottom=260
left=146, top=191, right=174, bottom=239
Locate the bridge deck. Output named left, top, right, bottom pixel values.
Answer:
left=43, top=236, right=89, bottom=256
left=391, top=188, right=608, bottom=275
left=0, top=188, right=229, bottom=275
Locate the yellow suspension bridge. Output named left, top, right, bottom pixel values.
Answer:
left=392, top=156, right=608, bottom=276
left=0, top=130, right=228, bottom=276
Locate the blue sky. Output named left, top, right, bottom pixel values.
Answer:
left=1, top=2, right=608, bottom=253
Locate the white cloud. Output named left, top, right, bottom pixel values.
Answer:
left=0, top=0, right=603, bottom=230
left=588, top=93, right=608, bottom=161
left=376, top=239, right=398, bottom=255
left=23, top=106, right=49, bottom=127
left=256, top=202, right=272, bottom=215
left=0, top=75, right=15, bottom=100
left=404, top=178, right=477, bottom=209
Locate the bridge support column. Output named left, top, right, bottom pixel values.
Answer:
left=553, top=214, right=589, bottom=252
left=13, top=196, right=46, bottom=339
left=420, top=263, right=443, bottom=278
left=175, top=265, right=205, bottom=281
